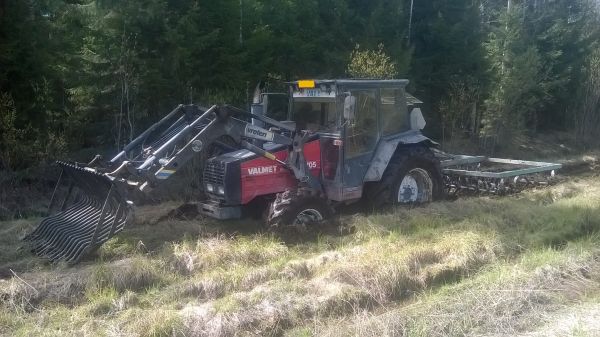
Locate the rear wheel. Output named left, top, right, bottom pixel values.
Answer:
left=394, top=167, right=434, bottom=204
left=267, top=187, right=333, bottom=231
left=364, top=146, right=442, bottom=207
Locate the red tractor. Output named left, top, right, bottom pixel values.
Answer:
left=24, top=79, right=560, bottom=263
left=201, top=79, right=441, bottom=226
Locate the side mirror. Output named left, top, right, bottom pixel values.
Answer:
left=410, top=108, right=427, bottom=130
left=343, top=95, right=356, bottom=121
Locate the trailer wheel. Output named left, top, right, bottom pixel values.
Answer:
left=365, top=146, right=442, bottom=207
left=267, top=187, right=333, bottom=231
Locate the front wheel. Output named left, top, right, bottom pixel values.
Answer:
left=267, top=187, right=334, bottom=231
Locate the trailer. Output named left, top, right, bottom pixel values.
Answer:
left=437, top=151, right=562, bottom=196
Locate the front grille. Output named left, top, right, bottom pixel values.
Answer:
left=203, top=160, right=225, bottom=186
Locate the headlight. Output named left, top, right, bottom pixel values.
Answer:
left=206, top=184, right=214, bottom=192
left=217, top=186, right=225, bottom=195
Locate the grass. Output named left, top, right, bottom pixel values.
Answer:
left=1, top=169, right=599, bottom=336
left=312, top=239, right=600, bottom=337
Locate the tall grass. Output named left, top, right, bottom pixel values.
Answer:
left=1, top=175, right=599, bottom=336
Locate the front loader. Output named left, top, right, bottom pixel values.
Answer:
left=24, top=79, right=561, bottom=264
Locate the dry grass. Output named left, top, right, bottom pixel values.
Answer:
left=168, top=235, right=289, bottom=275
left=1, top=170, right=599, bottom=336
left=313, top=240, right=600, bottom=337
left=89, top=256, right=168, bottom=293
left=0, top=219, right=43, bottom=272
left=322, top=231, right=500, bottom=305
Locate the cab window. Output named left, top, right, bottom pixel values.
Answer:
left=380, top=88, right=408, bottom=135
left=265, top=94, right=289, bottom=121
left=291, top=100, right=336, bottom=131
left=346, top=89, right=378, bottom=157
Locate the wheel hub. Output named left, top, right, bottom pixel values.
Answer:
left=398, top=168, right=433, bottom=203
left=400, top=176, right=419, bottom=202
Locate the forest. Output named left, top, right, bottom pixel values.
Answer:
left=1, top=0, right=600, bottom=170
left=3, top=2, right=600, bottom=336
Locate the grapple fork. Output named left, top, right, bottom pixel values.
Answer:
left=23, top=161, right=131, bottom=264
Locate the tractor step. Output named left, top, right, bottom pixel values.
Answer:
left=199, top=200, right=242, bottom=220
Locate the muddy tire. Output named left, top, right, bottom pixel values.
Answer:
left=267, top=187, right=334, bottom=231
left=364, top=146, right=443, bottom=207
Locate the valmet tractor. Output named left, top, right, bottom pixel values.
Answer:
left=24, top=79, right=561, bottom=264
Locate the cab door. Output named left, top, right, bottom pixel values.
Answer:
left=342, top=89, right=379, bottom=197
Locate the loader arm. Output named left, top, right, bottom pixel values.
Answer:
left=129, top=104, right=321, bottom=193
left=24, top=104, right=322, bottom=264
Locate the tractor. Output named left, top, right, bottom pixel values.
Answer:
left=24, top=79, right=560, bottom=264
left=201, top=79, right=441, bottom=226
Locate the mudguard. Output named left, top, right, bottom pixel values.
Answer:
left=364, top=131, right=439, bottom=182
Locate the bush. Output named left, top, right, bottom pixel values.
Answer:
left=0, top=92, right=67, bottom=171
left=0, top=93, right=26, bottom=170
left=347, top=44, right=398, bottom=79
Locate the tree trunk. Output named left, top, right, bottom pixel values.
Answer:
left=408, top=0, right=414, bottom=45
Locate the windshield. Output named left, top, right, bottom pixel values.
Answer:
left=291, top=100, right=337, bottom=131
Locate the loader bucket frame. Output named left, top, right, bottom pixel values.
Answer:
left=23, top=161, right=131, bottom=264
left=22, top=104, right=307, bottom=264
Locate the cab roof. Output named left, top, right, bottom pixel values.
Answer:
left=406, top=93, right=423, bottom=105
left=290, top=79, right=409, bottom=88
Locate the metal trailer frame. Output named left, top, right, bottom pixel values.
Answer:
left=438, top=153, right=562, bottom=195
left=440, top=155, right=562, bottom=178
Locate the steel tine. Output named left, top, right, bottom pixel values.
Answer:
left=47, top=168, right=64, bottom=213
left=30, top=198, right=97, bottom=251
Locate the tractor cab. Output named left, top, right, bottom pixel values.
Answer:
left=278, top=79, right=429, bottom=201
